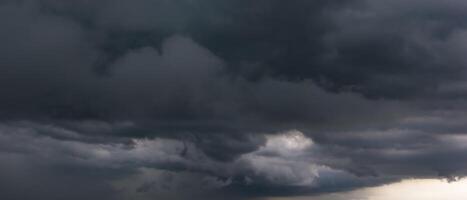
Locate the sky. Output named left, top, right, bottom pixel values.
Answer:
left=1, top=0, right=467, bottom=199
left=270, top=179, right=467, bottom=200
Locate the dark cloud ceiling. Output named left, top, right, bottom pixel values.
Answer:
left=1, top=0, right=467, bottom=199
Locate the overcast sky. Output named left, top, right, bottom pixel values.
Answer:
left=1, top=0, right=467, bottom=199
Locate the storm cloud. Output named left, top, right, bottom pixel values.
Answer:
left=1, top=0, right=467, bottom=199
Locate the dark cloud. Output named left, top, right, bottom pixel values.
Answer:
left=1, top=0, right=467, bottom=199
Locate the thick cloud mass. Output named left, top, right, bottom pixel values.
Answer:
left=1, top=0, right=467, bottom=199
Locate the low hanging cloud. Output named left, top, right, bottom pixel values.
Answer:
left=0, top=123, right=392, bottom=199
left=2, top=0, right=467, bottom=199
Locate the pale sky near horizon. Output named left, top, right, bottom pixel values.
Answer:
left=268, top=179, right=467, bottom=200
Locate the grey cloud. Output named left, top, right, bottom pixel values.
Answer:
left=2, top=0, right=467, bottom=199
left=0, top=123, right=395, bottom=199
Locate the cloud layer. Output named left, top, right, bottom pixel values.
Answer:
left=2, top=0, right=467, bottom=199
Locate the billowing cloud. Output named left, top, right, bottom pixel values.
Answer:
left=1, top=0, right=467, bottom=199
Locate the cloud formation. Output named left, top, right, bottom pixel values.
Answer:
left=1, top=0, right=467, bottom=199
